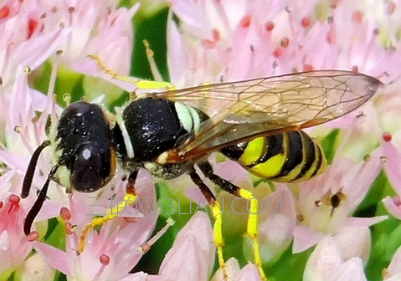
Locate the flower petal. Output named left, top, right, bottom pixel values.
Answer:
left=159, top=212, right=214, bottom=281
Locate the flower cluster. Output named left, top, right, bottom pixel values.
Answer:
left=0, top=1, right=160, bottom=281
left=164, top=0, right=401, bottom=280
left=1, top=0, right=401, bottom=280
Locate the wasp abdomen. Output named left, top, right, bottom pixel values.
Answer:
left=221, top=131, right=326, bottom=182
left=56, top=102, right=115, bottom=192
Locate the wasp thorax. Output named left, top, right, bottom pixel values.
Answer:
left=120, top=98, right=192, bottom=163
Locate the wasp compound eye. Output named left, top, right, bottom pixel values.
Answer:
left=71, top=144, right=105, bottom=192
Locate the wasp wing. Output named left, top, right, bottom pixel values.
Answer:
left=147, top=70, right=382, bottom=161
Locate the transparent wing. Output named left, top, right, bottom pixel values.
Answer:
left=146, top=70, right=382, bottom=161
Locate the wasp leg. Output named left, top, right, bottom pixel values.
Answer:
left=77, top=170, right=139, bottom=254
left=198, top=161, right=267, bottom=281
left=188, top=167, right=228, bottom=280
left=88, top=54, right=173, bottom=91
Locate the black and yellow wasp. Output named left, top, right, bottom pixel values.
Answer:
left=21, top=67, right=382, bottom=280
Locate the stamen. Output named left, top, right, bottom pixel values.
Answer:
left=138, top=218, right=175, bottom=254
left=60, top=207, right=72, bottom=221
left=360, top=28, right=379, bottom=70
left=352, top=10, right=363, bottom=24
left=9, top=194, right=20, bottom=212
left=99, top=254, right=110, bottom=265
left=281, top=37, right=289, bottom=48
left=0, top=43, right=12, bottom=79
left=301, top=17, right=311, bottom=28
left=94, top=255, right=110, bottom=279
left=47, top=50, right=61, bottom=96
left=124, top=217, right=137, bottom=223
left=382, top=132, right=392, bottom=142
left=265, top=21, right=274, bottom=31
left=0, top=6, right=10, bottom=19
left=213, top=29, right=220, bottom=42
left=27, top=231, right=39, bottom=242
left=143, top=40, right=163, bottom=82
left=28, top=19, right=39, bottom=39
left=30, top=116, right=42, bottom=149
left=9, top=194, right=20, bottom=204
left=65, top=222, right=73, bottom=235
left=201, top=39, right=215, bottom=49
left=273, top=47, right=283, bottom=58
left=387, top=1, right=396, bottom=15
left=240, top=16, right=251, bottom=28
left=326, top=29, right=335, bottom=44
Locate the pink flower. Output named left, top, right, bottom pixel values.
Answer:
left=32, top=171, right=159, bottom=281
left=210, top=160, right=297, bottom=264
left=163, top=1, right=399, bottom=279
left=0, top=1, right=143, bottom=280
left=383, top=245, right=401, bottom=281
left=14, top=253, right=56, bottom=281
left=244, top=184, right=297, bottom=264
left=158, top=212, right=215, bottom=281
left=304, top=237, right=368, bottom=281
left=211, top=258, right=262, bottom=281
left=294, top=148, right=386, bottom=255
left=382, top=138, right=401, bottom=219
left=159, top=211, right=263, bottom=281
left=167, top=0, right=400, bottom=88
left=0, top=195, right=34, bottom=280
left=0, top=0, right=138, bottom=74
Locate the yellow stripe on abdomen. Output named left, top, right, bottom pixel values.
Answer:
left=239, top=137, right=265, bottom=165
left=250, top=153, right=287, bottom=178
left=221, top=131, right=326, bottom=183
left=240, top=133, right=289, bottom=178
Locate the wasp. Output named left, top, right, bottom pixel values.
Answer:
left=21, top=68, right=382, bottom=280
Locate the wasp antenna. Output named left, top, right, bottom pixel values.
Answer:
left=21, top=140, right=51, bottom=199
left=24, top=164, right=59, bottom=235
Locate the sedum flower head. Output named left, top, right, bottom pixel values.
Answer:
left=164, top=0, right=401, bottom=279
left=0, top=0, right=401, bottom=280
left=0, top=1, right=161, bottom=280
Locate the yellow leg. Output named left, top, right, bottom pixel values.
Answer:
left=77, top=193, right=137, bottom=253
left=197, top=162, right=267, bottom=280
left=188, top=167, right=229, bottom=279
left=238, top=189, right=267, bottom=281
left=88, top=54, right=174, bottom=91
left=211, top=202, right=227, bottom=279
